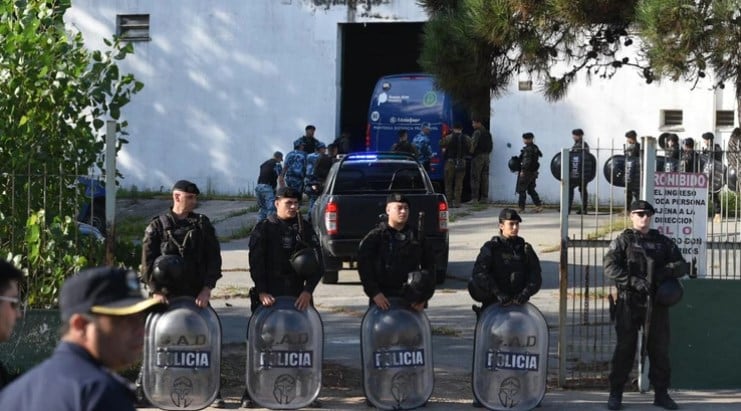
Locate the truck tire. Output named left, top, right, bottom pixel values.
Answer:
left=436, top=268, right=447, bottom=284
left=322, top=270, right=339, bottom=284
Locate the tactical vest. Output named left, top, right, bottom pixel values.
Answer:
left=158, top=214, right=205, bottom=293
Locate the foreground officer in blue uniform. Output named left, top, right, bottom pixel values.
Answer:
left=0, top=267, right=164, bottom=411
left=605, top=200, right=687, bottom=410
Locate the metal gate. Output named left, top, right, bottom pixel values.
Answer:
left=557, top=136, right=741, bottom=388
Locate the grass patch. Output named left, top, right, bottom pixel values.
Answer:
left=586, top=218, right=629, bottom=240
left=212, top=208, right=251, bottom=224
left=467, top=202, right=489, bottom=212
left=115, top=215, right=151, bottom=243
left=218, top=223, right=255, bottom=242
left=431, top=326, right=460, bottom=337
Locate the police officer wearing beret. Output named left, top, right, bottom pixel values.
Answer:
left=140, top=180, right=224, bottom=407
left=357, top=193, right=436, bottom=311
left=605, top=200, right=688, bottom=410
left=0, top=267, right=164, bottom=411
left=243, top=186, right=323, bottom=408
left=468, top=208, right=542, bottom=311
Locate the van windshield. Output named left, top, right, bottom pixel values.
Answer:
left=369, top=76, right=444, bottom=123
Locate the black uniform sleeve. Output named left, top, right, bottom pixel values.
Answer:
left=302, top=219, right=323, bottom=293
left=200, top=215, right=222, bottom=289
left=141, top=217, right=163, bottom=285
left=604, top=233, right=630, bottom=287
left=523, top=242, right=543, bottom=297
left=358, top=228, right=383, bottom=299
left=248, top=221, right=270, bottom=293
left=471, top=240, right=504, bottom=297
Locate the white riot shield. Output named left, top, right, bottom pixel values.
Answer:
left=142, top=297, right=221, bottom=410
left=246, top=296, right=323, bottom=410
left=360, top=298, right=433, bottom=410
left=472, top=302, right=548, bottom=411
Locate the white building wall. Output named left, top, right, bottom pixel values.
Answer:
left=66, top=1, right=427, bottom=194
left=491, top=69, right=738, bottom=204
left=67, top=1, right=737, bottom=201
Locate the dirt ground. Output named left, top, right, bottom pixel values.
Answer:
left=218, top=344, right=473, bottom=408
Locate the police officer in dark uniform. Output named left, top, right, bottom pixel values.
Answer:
left=140, top=179, right=224, bottom=407
left=516, top=132, right=543, bottom=213
left=0, top=267, right=164, bottom=411
left=604, top=200, right=688, bottom=410
left=624, top=130, right=641, bottom=207
left=242, top=186, right=323, bottom=408
left=468, top=208, right=542, bottom=311
left=357, top=193, right=436, bottom=312
left=701, top=132, right=723, bottom=221
left=679, top=138, right=699, bottom=173
left=568, top=128, right=591, bottom=214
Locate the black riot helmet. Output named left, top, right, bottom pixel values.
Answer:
left=402, top=270, right=435, bottom=304
left=152, top=254, right=185, bottom=294
left=290, top=247, right=321, bottom=279
left=508, top=156, right=522, bottom=172
left=655, top=277, right=684, bottom=307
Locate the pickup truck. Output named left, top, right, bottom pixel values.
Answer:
left=310, top=152, right=449, bottom=284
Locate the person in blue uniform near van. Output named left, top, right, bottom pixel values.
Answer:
left=255, top=151, right=283, bottom=221
left=0, top=267, right=164, bottom=411
left=282, top=141, right=307, bottom=195
left=412, top=123, right=433, bottom=172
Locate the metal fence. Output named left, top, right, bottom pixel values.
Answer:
left=557, top=136, right=741, bottom=387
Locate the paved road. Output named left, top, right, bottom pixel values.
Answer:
left=142, top=202, right=741, bottom=410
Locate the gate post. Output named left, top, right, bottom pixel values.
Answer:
left=558, top=148, right=569, bottom=387
left=641, top=136, right=657, bottom=203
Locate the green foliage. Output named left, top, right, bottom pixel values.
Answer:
left=0, top=0, right=142, bottom=244
left=14, top=210, right=96, bottom=308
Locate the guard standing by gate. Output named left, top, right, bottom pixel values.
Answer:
left=604, top=200, right=688, bottom=410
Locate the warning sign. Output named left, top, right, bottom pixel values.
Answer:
left=652, top=172, right=707, bottom=277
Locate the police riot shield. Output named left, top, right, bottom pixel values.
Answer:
left=142, top=297, right=221, bottom=410
left=699, top=155, right=726, bottom=193
left=728, top=166, right=739, bottom=192
left=472, top=302, right=548, bottom=411
left=550, top=151, right=597, bottom=185
left=603, top=154, right=626, bottom=187
left=246, top=296, right=323, bottom=410
left=624, top=156, right=640, bottom=191
left=361, top=298, right=433, bottom=410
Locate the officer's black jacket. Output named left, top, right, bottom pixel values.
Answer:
left=680, top=150, right=699, bottom=172
left=357, top=221, right=435, bottom=299
left=519, top=143, right=542, bottom=172
left=471, top=235, right=542, bottom=300
left=141, top=210, right=222, bottom=297
left=257, top=158, right=280, bottom=188
left=604, top=228, right=684, bottom=291
left=248, top=214, right=322, bottom=297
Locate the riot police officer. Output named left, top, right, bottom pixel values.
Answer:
left=140, top=180, right=224, bottom=407
left=624, top=130, right=641, bottom=207
left=679, top=138, right=699, bottom=172
left=516, top=132, right=543, bottom=213
left=604, top=200, right=688, bottom=410
left=242, top=186, right=323, bottom=408
left=357, top=193, right=436, bottom=311
left=468, top=208, right=542, bottom=310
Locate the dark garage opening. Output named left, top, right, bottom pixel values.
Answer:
left=338, top=22, right=424, bottom=152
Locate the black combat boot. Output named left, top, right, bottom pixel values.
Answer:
left=654, top=389, right=678, bottom=410
left=607, top=390, right=622, bottom=410
left=240, top=389, right=255, bottom=408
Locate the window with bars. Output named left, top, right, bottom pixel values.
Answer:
left=117, top=14, right=150, bottom=42
left=661, top=109, right=683, bottom=128
left=716, top=110, right=735, bottom=128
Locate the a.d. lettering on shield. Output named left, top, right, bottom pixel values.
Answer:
left=259, top=350, right=313, bottom=368
left=156, top=350, right=211, bottom=368
left=486, top=351, right=539, bottom=371
left=373, top=349, right=425, bottom=369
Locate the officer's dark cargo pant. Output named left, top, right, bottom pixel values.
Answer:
left=609, top=294, right=671, bottom=392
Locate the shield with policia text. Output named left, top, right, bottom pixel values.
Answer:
left=142, top=297, right=222, bottom=410
left=361, top=298, right=433, bottom=410
left=472, top=302, right=548, bottom=411
left=246, top=296, right=323, bottom=409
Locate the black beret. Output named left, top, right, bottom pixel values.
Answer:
left=172, top=180, right=200, bottom=195
left=630, top=200, right=656, bottom=214
left=499, top=208, right=522, bottom=222
left=387, top=193, right=409, bottom=205
left=276, top=186, right=301, bottom=200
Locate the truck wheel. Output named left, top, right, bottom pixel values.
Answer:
left=436, top=268, right=447, bottom=285
left=322, top=270, right=339, bottom=284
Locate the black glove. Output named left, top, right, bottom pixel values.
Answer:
left=495, top=292, right=512, bottom=305
left=513, top=292, right=530, bottom=305
left=630, top=277, right=650, bottom=294
left=664, top=261, right=689, bottom=279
